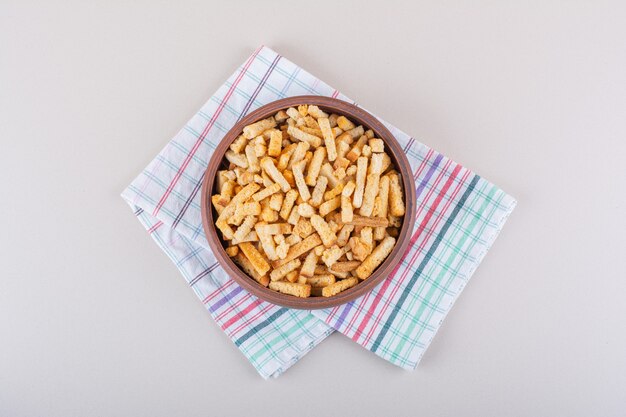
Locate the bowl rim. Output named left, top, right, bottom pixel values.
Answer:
left=200, top=95, right=416, bottom=309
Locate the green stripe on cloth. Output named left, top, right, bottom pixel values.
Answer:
left=234, top=308, right=288, bottom=347
left=250, top=313, right=315, bottom=362
left=371, top=174, right=480, bottom=353
left=389, top=181, right=498, bottom=360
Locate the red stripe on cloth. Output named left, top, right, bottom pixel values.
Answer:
left=358, top=166, right=469, bottom=346
left=228, top=302, right=276, bottom=337
left=338, top=149, right=436, bottom=332
left=331, top=89, right=339, bottom=98
left=215, top=293, right=252, bottom=322
left=351, top=162, right=462, bottom=344
left=152, top=46, right=263, bottom=216
left=221, top=298, right=263, bottom=331
left=202, top=280, right=235, bottom=304
left=148, top=221, right=163, bottom=234
left=413, top=149, right=434, bottom=180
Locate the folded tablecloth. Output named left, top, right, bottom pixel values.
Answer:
left=122, top=45, right=516, bottom=378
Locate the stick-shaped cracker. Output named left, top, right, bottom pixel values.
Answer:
left=305, top=147, right=326, bottom=186
left=306, top=274, right=336, bottom=288
left=243, top=117, right=276, bottom=139
left=373, top=175, right=390, bottom=240
left=355, top=236, right=396, bottom=279
left=268, top=129, right=283, bottom=157
left=269, top=281, right=311, bottom=298
left=269, top=258, right=301, bottom=281
left=388, top=172, right=405, bottom=216
left=300, top=248, right=320, bottom=277
left=310, top=175, right=328, bottom=208
left=272, top=233, right=322, bottom=268
left=233, top=253, right=269, bottom=287
left=292, top=160, right=311, bottom=201
left=310, top=214, right=338, bottom=248
left=279, top=189, right=298, bottom=220
left=260, top=158, right=291, bottom=192
left=238, top=242, right=270, bottom=277
left=330, top=261, right=361, bottom=272
left=352, top=156, right=368, bottom=208
left=287, top=125, right=322, bottom=147
left=318, top=117, right=337, bottom=161
left=322, top=277, right=358, bottom=297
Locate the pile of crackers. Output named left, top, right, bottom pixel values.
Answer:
left=211, top=104, right=406, bottom=298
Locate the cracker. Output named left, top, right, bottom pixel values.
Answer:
left=292, top=160, right=311, bottom=201
left=355, top=236, right=396, bottom=279
left=269, top=258, right=301, bottom=282
left=274, top=110, right=289, bottom=122
left=245, top=143, right=260, bottom=173
left=230, top=135, right=248, bottom=154
left=300, top=248, right=320, bottom=277
left=310, top=175, right=328, bottom=208
left=285, top=233, right=302, bottom=246
left=284, top=270, right=298, bottom=283
left=238, top=242, right=270, bottom=276
left=255, top=222, right=292, bottom=235
left=243, top=117, right=276, bottom=139
left=225, top=246, right=239, bottom=257
left=307, top=105, right=328, bottom=119
left=306, top=274, right=336, bottom=288
left=347, top=215, right=389, bottom=228
left=389, top=172, right=406, bottom=216
left=359, top=173, right=380, bottom=217
left=369, top=138, right=384, bottom=153
left=322, top=277, right=358, bottom=297
left=336, top=115, right=356, bottom=131
left=287, top=205, right=301, bottom=225
left=260, top=158, right=291, bottom=192
left=336, top=224, right=354, bottom=246
left=346, top=135, right=368, bottom=162
left=318, top=117, right=337, bottom=162
left=272, top=233, right=322, bottom=268
left=319, top=196, right=341, bottom=217
left=235, top=201, right=261, bottom=217
left=277, top=143, right=297, bottom=171
left=233, top=253, right=269, bottom=287
left=319, top=162, right=340, bottom=188
left=256, top=224, right=278, bottom=261
left=324, top=182, right=344, bottom=201
left=288, top=141, right=310, bottom=169
left=286, top=107, right=302, bottom=121
left=297, top=202, right=315, bottom=218
left=252, top=182, right=281, bottom=201
left=269, top=193, right=284, bottom=211
left=330, top=261, right=361, bottom=272
left=310, top=214, right=337, bottom=248
left=321, top=245, right=343, bottom=268
left=211, top=195, right=225, bottom=215
left=352, top=156, right=368, bottom=208
left=346, top=125, right=365, bottom=140
left=305, top=146, right=326, bottom=186
left=269, top=281, right=311, bottom=298
left=373, top=175, right=390, bottom=240
left=287, top=125, right=322, bottom=147
left=225, top=150, right=248, bottom=168
left=341, top=195, right=354, bottom=223
left=268, top=129, right=283, bottom=157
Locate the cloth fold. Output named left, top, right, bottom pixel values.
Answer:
left=122, top=45, right=516, bottom=378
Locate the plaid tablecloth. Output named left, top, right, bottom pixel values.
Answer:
left=122, top=45, right=516, bottom=378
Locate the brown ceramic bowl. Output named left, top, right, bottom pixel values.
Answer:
left=200, top=96, right=416, bottom=309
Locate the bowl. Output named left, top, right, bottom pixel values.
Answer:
left=200, top=96, right=416, bottom=309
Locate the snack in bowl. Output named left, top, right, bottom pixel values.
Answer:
left=211, top=104, right=406, bottom=299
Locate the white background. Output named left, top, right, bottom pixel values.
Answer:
left=2, top=1, right=625, bottom=416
